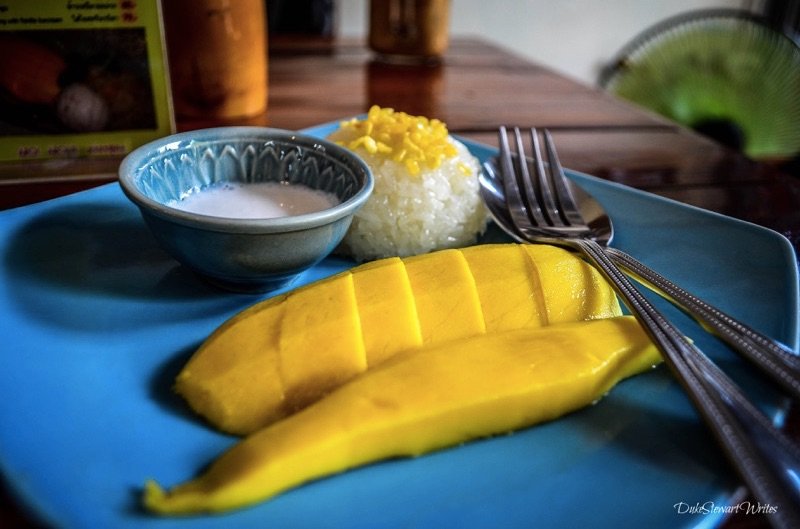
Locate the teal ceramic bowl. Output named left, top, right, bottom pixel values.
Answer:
left=119, top=127, right=373, bottom=292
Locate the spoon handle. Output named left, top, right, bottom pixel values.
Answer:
left=604, top=247, right=800, bottom=401
left=574, top=239, right=800, bottom=529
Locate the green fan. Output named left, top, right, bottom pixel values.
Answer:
left=600, top=9, right=800, bottom=159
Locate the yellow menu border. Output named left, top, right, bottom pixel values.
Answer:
left=0, top=0, right=174, bottom=170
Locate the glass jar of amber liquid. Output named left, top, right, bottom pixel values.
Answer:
left=368, top=0, right=451, bottom=64
left=162, top=0, right=268, bottom=119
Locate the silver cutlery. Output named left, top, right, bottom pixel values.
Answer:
left=481, top=126, right=800, bottom=529
left=480, top=130, right=800, bottom=402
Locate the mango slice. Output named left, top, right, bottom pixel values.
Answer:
left=522, top=244, right=621, bottom=324
left=144, top=316, right=660, bottom=515
left=175, top=294, right=289, bottom=427
left=175, top=244, right=622, bottom=435
left=403, top=249, right=486, bottom=343
left=352, top=257, right=422, bottom=366
left=461, top=244, right=545, bottom=331
left=278, top=272, right=366, bottom=412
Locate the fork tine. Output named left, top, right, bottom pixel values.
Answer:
left=513, top=128, right=548, bottom=227
left=498, top=127, right=546, bottom=233
left=543, top=129, right=584, bottom=226
left=529, top=128, right=565, bottom=227
left=497, top=126, right=535, bottom=233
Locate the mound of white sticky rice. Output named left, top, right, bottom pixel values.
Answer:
left=328, top=107, right=488, bottom=261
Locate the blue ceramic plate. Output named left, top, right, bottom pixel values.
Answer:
left=0, top=122, right=797, bottom=529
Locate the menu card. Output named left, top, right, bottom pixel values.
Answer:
left=0, top=0, right=173, bottom=172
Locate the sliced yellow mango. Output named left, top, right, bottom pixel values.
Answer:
left=144, top=316, right=659, bottom=515
left=278, top=272, right=366, bottom=412
left=403, top=249, right=486, bottom=343
left=175, top=244, right=622, bottom=435
left=461, top=244, right=546, bottom=331
left=351, top=257, right=422, bottom=367
left=522, top=244, right=620, bottom=324
left=174, top=295, right=289, bottom=432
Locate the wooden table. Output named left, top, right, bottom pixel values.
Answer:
left=1, top=37, right=797, bottom=529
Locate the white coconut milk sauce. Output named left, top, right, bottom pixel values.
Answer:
left=168, top=182, right=340, bottom=219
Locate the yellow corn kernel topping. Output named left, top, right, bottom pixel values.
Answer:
left=336, top=106, right=463, bottom=177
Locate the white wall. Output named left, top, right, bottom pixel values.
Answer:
left=336, top=0, right=751, bottom=85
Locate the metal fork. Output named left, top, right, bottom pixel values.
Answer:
left=498, top=126, right=800, bottom=529
left=492, top=129, right=800, bottom=401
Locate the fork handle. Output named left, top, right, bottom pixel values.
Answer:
left=573, top=238, right=800, bottom=529
left=604, top=247, right=800, bottom=401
